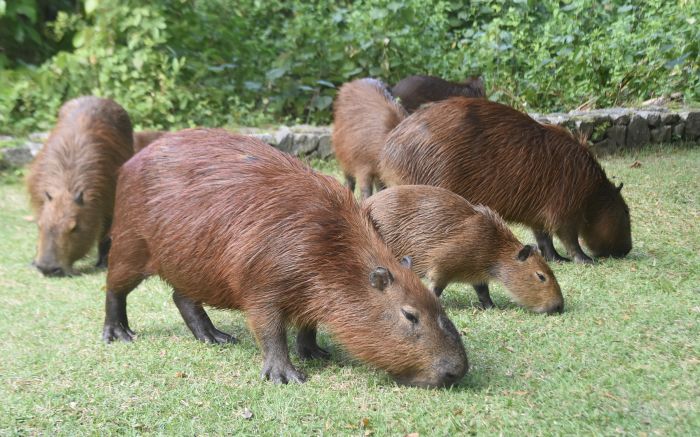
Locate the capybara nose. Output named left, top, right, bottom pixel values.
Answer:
left=545, top=302, right=564, bottom=315
left=436, top=358, right=468, bottom=386
left=37, top=264, right=65, bottom=277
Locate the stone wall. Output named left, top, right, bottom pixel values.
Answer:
left=1, top=107, right=698, bottom=168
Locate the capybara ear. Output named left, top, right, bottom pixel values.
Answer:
left=616, top=182, right=624, bottom=192
left=369, top=267, right=394, bottom=291
left=400, top=256, right=412, bottom=269
left=516, top=245, right=534, bottom=261
left=74, top=191, right=84, bottom=205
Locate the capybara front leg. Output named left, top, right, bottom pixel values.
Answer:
left=556, top=227, right=594, bottom=264
left=96, top=236, right=111, bottom=268
left=359, top=173, right=374, bottom=200
left=172, top=290, right=236, bottom=344
left=102, top=291, right=135, bottom=342
left=345, top=174, right=356, bottom=194
left=533, top=229, right=570, bottom=262
left=296, top=326, right=330, bottom=360
left=250, top=314, right=306, bottom=384
left=473, top=283, right=495, bottom=309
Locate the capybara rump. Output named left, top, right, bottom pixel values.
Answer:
left=104, top=129, right=467, bottom=387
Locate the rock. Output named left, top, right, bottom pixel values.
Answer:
left=249, top=133, right=276, bottom=146
left=639, top=111, right=661, bottom=127
left=317, top=134, right=333, bottom=158
left=672, top=123, right=685, bottom=140
left=606, top=108, right=632, bottom=125
left=684, top=112, right=700, bottom=140
left=2, top=147, right=34, bottom=167
left=590, top=139, right=616, bottom=157
left=274, top=126, right=294, bottom=153
left=606, top=125, right=627, bottom=149
left=661, top=113, right=680, bottom=125
left=649, top=126, right=672, bottom=144
left=626, top=115, right=650, bottom=149
left=292, top=133, right=319, bottom=156
left=28, top=132, right=49, bottom=142
left=573, top=116, right=596, bottom=142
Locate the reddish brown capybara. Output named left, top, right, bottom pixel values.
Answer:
left=379, top=98, right=632, bottom=264
left=132, top=130, right=166, bottom=153
left=26, top=96, right=134, bottom=277
left=103, top=129, right=467, bottom=387
left=391, top=75, right=486, bottom=113
left=364, top=185, right=564, bottom=314
left=332, top=78, right=408, bottom=199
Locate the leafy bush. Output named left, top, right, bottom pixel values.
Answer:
left=0, top=0, right=698, bottom=134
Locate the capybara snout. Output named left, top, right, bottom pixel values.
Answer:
left=581, top=183, right=632, bottom=258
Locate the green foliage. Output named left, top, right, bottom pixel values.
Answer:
left=0, top=0, right=698, bottom=134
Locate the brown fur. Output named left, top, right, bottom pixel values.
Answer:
left=26, top=96, right=134, bottom=276
left=133, top=130, right=166, bottom=153
left=332, top=78, right=408, bottom=199
left=391, top=75, right=486, bottom=113
left=364, top=185, right=563, bottom=313
left=105, top=129, right=467, bottom=387
left=379, top=98, right=632, bottom=262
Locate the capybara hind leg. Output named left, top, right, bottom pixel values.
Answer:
left=249, top=312, right=306, bottom=384
left=172, top=290, right=236, bottom=344
left=556, top=227, right=594, bottom=264
left=359, top=174, right=374, bottom=200
left=373, top=177, right=386, bottom=193
left=473, top=283, right=495, bottom=309
left=345, top=174, right=356, bottom=193
left=296, top=326, right=330, bottom=360
left=96, top=236, right=111, bottom=268
left=103, top=290, right=136, bottom=343
left=534, top=229, right=570, bottom=262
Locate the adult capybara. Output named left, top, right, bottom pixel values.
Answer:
left=379, top=98, right=632, bottom=263
left=103, top=129, right=467, bottom=387
left=364, top=185, right=563, bottom=314
left=332, top=78, right=407, bottom=199
left=133, top=130, right=166, bottom=153
left=26, top=96, right=133, bottom=276
left=391, top=75, right=485, bottom=113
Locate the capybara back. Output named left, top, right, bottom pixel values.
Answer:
left=391, top=75, right=485, bottom=113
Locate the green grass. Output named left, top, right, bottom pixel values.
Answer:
left=1, top=146, right=699, bottom=435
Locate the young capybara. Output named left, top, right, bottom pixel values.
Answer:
left=391, top=75, right=486, bottom=113
left=364, top=185, right=564, bottom=314
left=332, top=78, right=408, bottom=199
left=132, top=130, right=166, bottom=153
left=379, top=98, right=632, bottom=263
left=26, top=96, right=134, bottom=276
left=103, top=129, right=467, bottom=387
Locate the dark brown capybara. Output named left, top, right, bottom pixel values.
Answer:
left=364, top=185, right=564, bottom=314
left=379, top=98, right=632, bottom=264
left=103, top=129, right=467, bottom=387
left=332, top=78, right=408, bottom=199
left=133, top=130, right=166, bottom=153
left=391, top=75, right=486, bottom=113
left=26, top=96, right=133, bottom=276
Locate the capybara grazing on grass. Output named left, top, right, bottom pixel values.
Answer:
left=379, top=98, right=632, bottom=264
left=104, top=129, right=467, bottom=387
left=364, top=185, right=564, bottom=314
left=332, top=78, right=407, bottom=199
left=391, top=75, right=485, bottom=113
left=26, top=96, right=133, bottom=277
left=133, top=130, right=166, bottom=153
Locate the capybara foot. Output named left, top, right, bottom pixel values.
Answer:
left=479, top=300, right=495, bottom=310
left=260, top=361, right=307, bottom=384
left=102, top=323, right=135, bottom=343
left=297, top=342, right=330, bottom=360
left=574, top=254, right=594, bottom=264
left=172, top=290, right=237, bottom=345
left=474, top=284, right=495, bottom=309
left=193, top=326, right=237, bottom=345
left=545, top=252, right=571, bottom=263
left=95, top=257, right=108, bottom=269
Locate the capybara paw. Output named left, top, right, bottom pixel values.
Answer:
left=546, top=253, right=571, bottom=263
left=478, top=300, right=495, bottom=310
left=260, top=362, right=307, bottom=384
left=297, top=343, right=331, bottom=360
left=95, top=258, right=108, bottom=269
left=196, top=327, right=237, bottom=345
left=102, top=323, right=135, bottom=343
left=574, top=255, right=594, bottom=265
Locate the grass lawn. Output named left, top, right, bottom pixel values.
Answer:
left=1, top=146, right=698, bottom=435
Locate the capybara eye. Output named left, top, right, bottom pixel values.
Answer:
left=536, top=272, right=546, bottom=282
left=401, top=308, right=419, bottom=324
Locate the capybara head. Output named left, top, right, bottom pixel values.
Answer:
left=581, top=182, right=632, bottom=258
left=498, top=245, right=564, bottom=314
left=347, top=260, right=468, bottom=387
left=34, top=189, right=99, bottom=276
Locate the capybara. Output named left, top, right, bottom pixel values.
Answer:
left=391, top=75, right=486, bottom=113
left=379, top=98, right=632, bottom=263
left=26, top=96, right=133, bottom=276
left=332, top=78, right=407, bottom=199
left=133, top=130, right=166, bottom=153
left=103, top=129, right=467, bottom=387
left=364, top=185, right=564, bottom=314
